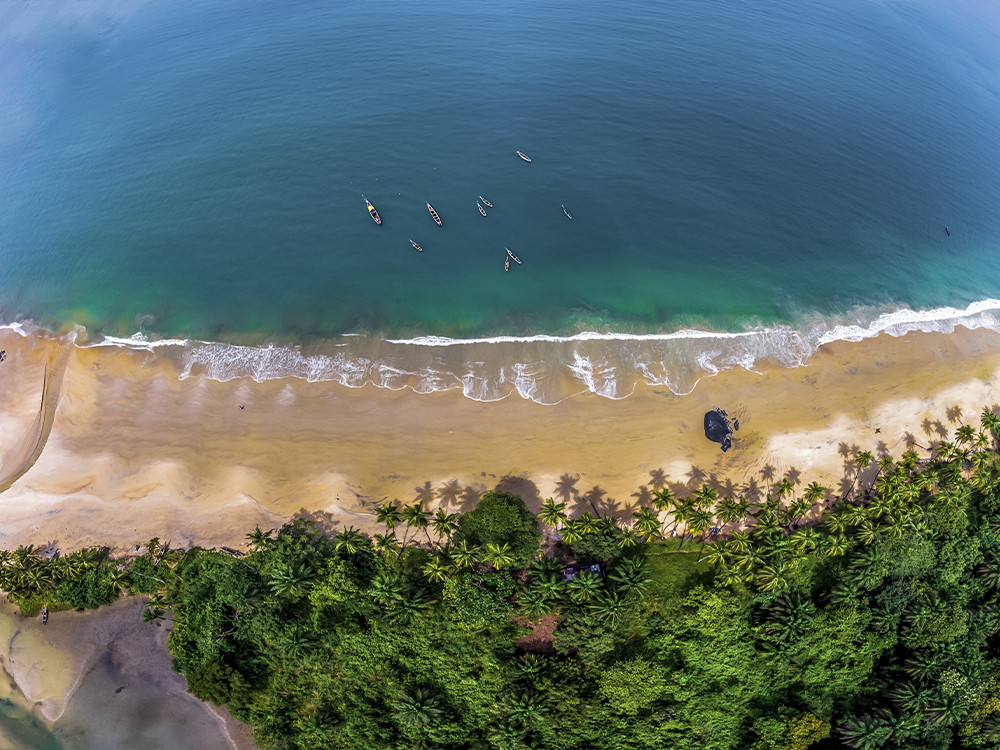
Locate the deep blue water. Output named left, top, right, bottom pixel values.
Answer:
left=2, top=0, right=1000, bottom=396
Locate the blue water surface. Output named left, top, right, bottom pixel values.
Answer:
left=1, top=0, right=999, bottom=342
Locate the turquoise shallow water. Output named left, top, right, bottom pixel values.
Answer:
left=2, top=0, right=1000, bottom=398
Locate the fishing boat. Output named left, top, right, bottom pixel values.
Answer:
left=410, top=239, right=423, bottom=252
left=562, top=204, right=573, bottom=219
left=516, top=151, right=532, bottom=162
left=505, top=257, right=510, bottom=272
left=479, top=195, right=492, bottom=207
left=363, top=196, right=381, bottom=225
left=426, top=202, right=442, bottom=226
left=478, top=202, right=487, bottom=217
left=505, top=247, right=522, bottom=265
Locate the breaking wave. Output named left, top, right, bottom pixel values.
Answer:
left=10, top=298, right=1000, bottom=405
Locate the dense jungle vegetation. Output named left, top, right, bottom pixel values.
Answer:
left=6, top=408, right=1000, bottom=749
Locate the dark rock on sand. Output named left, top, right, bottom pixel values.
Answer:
left=704, top=408, right=734, bottom=452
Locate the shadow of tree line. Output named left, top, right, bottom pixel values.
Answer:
left=296, top=403, right=1000, bottom=542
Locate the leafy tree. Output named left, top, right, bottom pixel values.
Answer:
left=597, top=658, right=666, bottom=715
left=455, top=490, right=541, bottom=568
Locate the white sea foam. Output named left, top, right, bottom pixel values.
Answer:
left=6, top=298, right=1000, bottom=404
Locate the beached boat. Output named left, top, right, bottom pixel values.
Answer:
left=364, top=196, right=381, bottom=225
left=426, top=202, right=442, bottom=226
left=479, top=195, right=492, bottom=207
left=410, top=239, right=423, bottom=252
left=516, top=151, right=532, bottom=162
left=478, top=202, right=487, bottom=216
left=42, top=606, right=48, bottom=625
left=505, top=256, right=510, bottom=272
left=506, top=247, right=522, bottom=265
left=562, top=204, right=573, bottom=219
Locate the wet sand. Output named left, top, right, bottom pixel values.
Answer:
left=2, top=325, right=1000, bottom=556
left=0, top=598, right=256, bottom=750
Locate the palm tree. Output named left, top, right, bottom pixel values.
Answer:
left=956, top=424, right=976, bottom=447
left=539, top=498, right=568, bottom=530
left=650, top=487, right=675, bottom=516
left=335, top=527, right=370, bottom=555
left=509, top=692, right=545, bottom=726
left=590, top=589, right=629, bottom=626
left=451, top=540, right=479, bottom=569
left=402, top=501, right=433, bottom=546
left=390, top=593, right=434, bottom=625
left=394, top=688, right=442, bottom=728
left=679, top=509, right=712, bottom=549
left=790, top=528, right=820, bottom=553
left=632, top=506, right=661, bottom=540
left=577, top=512, right=600, bottom=535
left=107, top=567, right=131, bottom=594
left=775, top=477, right=795, bottom=500
left=981, top=408, right=1000, bottom=446
left=370, top=571, right=404, bottom=607
left=617, top=528, right=641, bottom=548
left=847, top=451, right=875, bottom=499
left=560, top=521, right=583, bottom=544
left=838, top=714, right=893, bottom=749
left=141, top=604, right=173, bottom=627
left=520, top=588, right=557, bottom=618
left=698, top=541, right=728, bottom=566
left=693, top=484, right=719, bottom=511
left=268, top=561, right=313, bottom=597
left=890, top=681, right=934, bottom=713
left=567, top=572, right=602, bottom=602
left=375, top=502, right=402, bottom=530
left=373, top=532, right=401, bottom=556
left=755, top=563, right=790, bottom=592
left=422, top=556, right=449, bottom=583
left=432, top=509, right=459, bottom=542
left=823, top=534, right=850, bottom=557
left=716, top=498, right=746, bottom=531
left=727, top=531, right=751, bottom=554
left=610, top=558, right=650, bottom=595
left=482, top=542, right=515, bottom=570
left=245, top=526, right=275, bottom=553
left=532, top=571, right=565, bottom=601
left=855, top=520, right=880, bottom=546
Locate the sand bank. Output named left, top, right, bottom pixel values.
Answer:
left=2, top=325, right=1000, bottom=554
left=0, top=598, right=256, bottom=750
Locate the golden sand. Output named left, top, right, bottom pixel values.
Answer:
left=2, top=325, right=1000, bottom=554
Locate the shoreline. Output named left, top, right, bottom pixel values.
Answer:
left=6, top=296, right=1000, bottom=404
left=2, top=324, right=1000, bottom=554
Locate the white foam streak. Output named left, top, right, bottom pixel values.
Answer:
left=5, top=298, right=1000, bottom=404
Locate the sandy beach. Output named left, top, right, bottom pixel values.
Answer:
left=2, top=325, right=1000, bottom=556
left=1, top=323, right=1000, bottom=747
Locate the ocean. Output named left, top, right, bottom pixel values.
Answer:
left=2, top=0, right=1000, bottom=403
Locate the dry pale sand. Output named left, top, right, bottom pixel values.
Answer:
left=2, top=325, right=999, bottom=556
